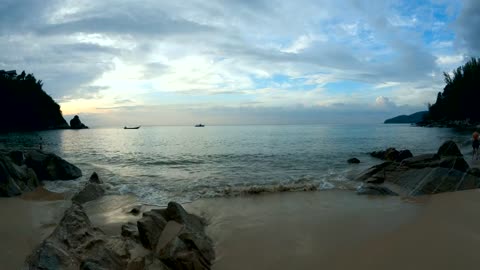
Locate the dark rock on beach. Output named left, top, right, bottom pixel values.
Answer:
left=1, top=149, right=82, bottom=197
left=370, top=148, right=412, bottom=162
left=26, top=204, right=126, bottom=270
left=26, top=197, right=215, bottom=270
left=70, top=115, right=89, bottom=129
left=347, top=158, right=360, bottom=164
left=25, top=150, right=82, bottom=180
left=71, top=172, right=105, bottom=204
left=0, top=153, right=39, bottom=196
left=357, top=140, right=480, bottom=196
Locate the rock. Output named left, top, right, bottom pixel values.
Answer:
left=437, top=140, right=462, bottom=157
left=89, top=172, right=102, bottom=184
left=0, top=154, right=39, bottom=197
left=396, top=150, right=413, bottom=162
left=26, top=204, right=126, bottom=270
left=25, top=150, right=82, bottom=180
left=400, top=154, right=440, bottom=169
left=347, top=158, right=360, bottom=164
left=121, top=222, right=139, bottom=239
left=356, top=184, right=398, bottom=196
left=384, top=148, right=399, bottom=161
left=71, top=182, right=105, bottom=204
left=130, top=205, right=142, bottom=215
left=439, top=156, right=469, bottom=172
left=354, top=161, right=392, bottom=182
left=137, top=211, right=168, bottom=250
left=70, top=115, right=89, bottom=129
left=357, top=140, right=480, bottom=196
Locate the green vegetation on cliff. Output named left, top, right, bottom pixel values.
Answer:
left=425, top=58, right=480, bottom=122
left=0, top=70, right=69, bottom=132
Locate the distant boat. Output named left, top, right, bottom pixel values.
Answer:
left=124, top=126, right=140, bottom=129
left=194, top=124, right=205, bottom=127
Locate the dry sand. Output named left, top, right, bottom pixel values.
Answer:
left=2, top=189, right=480, bottom=270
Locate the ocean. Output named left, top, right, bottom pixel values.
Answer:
left=0, top=124, right=472, bottom=205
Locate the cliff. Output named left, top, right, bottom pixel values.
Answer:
left=0, top=70, right=69, bottom=132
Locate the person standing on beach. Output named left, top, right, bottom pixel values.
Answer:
left=473, top=131, right=479, bottom=160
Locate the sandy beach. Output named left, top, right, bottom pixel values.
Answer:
left=3, top=188, right=480, bottom=269
left=0, top=188, right=71, bottom=270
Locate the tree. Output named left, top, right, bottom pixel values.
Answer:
left=426, top=57, right=480, bottom=121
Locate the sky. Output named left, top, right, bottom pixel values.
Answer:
left=0, top=0, right=479, bottom=126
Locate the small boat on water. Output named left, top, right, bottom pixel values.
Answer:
left=195, top=124, right=205, bottom=127
left=124, top=126, right=140, bottom=129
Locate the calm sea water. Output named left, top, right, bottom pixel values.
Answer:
left=0, top=124, right=472, bottom=205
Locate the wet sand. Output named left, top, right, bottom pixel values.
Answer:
left=186, top=190, right=480, bottom=270
left=2, top=189, right=480, bottom=270
left=0, top=187, right=70, bottom=270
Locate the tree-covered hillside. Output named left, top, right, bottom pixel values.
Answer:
left=426, top=58, right=480, bottom=122
left=0, top=70, right=69, bottom=132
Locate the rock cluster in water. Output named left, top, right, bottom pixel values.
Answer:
left=357, top=140, right=480, bottom=196
left=26, top=172, right=215, bottom=269
left=0, top=150, right=82, bottom=196
left=70, top=115, right=89, bottom=129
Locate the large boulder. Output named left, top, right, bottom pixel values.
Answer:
left=26, top=204, right=126, bottom=270
left=437, top=140, right=462, bottom=157
left=24, top=150, right=82, bottom=180
left=0, top=154, right=39, bottom=197
left=138, top=202, right=215, bottom=270
left=70, top=115, right=88, bottom=129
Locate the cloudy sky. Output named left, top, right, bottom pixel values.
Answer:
left=1, top=0, right=479, bottom=126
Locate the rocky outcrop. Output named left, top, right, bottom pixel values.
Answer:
left=0, top=152, right=39, bottom=196
left=357, top=141, right=480, bottom=196
left=0, top=149, right=82, bottom=197
left=25, top=150, right=82, bottom=180
left=26, top=204, right=126, bottom=270
left=137, top=202, right=215, bottom=270
left=370, top=148, right=413, bottom=162
left=70, top=115, right=88, bottom=129
left=26, top=199, right=215, bottom=270
left=347, top=158, right=360, bottom=164
left=71, top=172, right=105, bottom=204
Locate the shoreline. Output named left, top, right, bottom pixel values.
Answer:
left=5, top=187, right=480, bottom=269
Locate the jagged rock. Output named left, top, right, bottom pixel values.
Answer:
left=24, top=150, right=82, bottom=180
left=71, top=182, right=105, bottom=204
left=137, top=211, right=168, bottom=250
left=370, top=147, right=411, bottom=162
left=70, top=115, right=89, bottom=129
left=357, top=141, right=480, bottom=196
left=347, top=158, right=360, bottom=164
left=26, top=204, right=126, bottom=270
left=89, top=172, right=102, bottom=184
left=0, top=154, right=39, bottom=197
left=437, top=140, right=462, bottom=157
